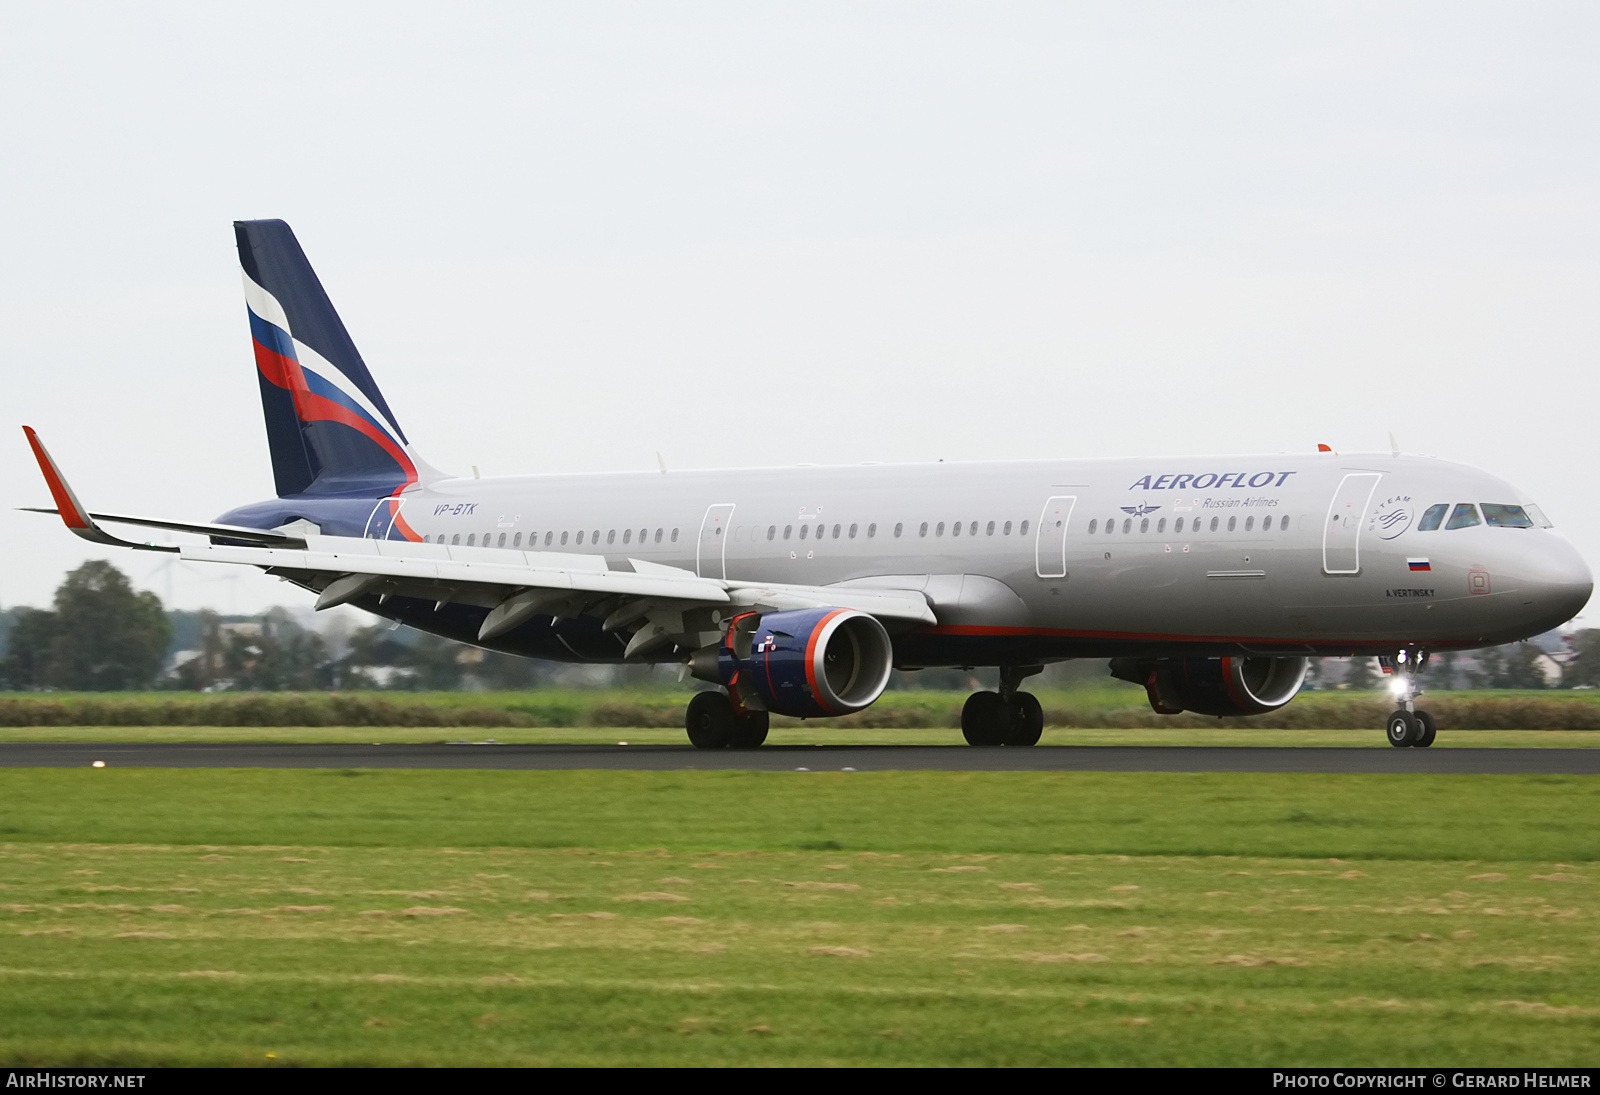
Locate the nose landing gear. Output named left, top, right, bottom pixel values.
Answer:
left=1381, top=650, right=1436, bottom=748
left=961, top=665, right=1045, bottom=746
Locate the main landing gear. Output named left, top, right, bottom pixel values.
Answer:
left=1381, top=650, right=1437, bottom=749
left=685, top=691, right=769, bottom=750
left=961, top=665, right=1045, bottom=747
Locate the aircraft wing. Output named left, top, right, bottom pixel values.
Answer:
left=23, top=425, right=933, bottom=659
left=178, top=535, right=936, bottom=656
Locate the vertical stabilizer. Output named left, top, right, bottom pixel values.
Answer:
left=235, top=220, right=438, bottom=501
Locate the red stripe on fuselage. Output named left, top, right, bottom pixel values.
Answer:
left=917, top=623, right=1440, bottom=650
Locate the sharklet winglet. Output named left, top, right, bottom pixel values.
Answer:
left=20, top=427, right=177, bottom=552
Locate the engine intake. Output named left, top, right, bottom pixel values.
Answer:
left=1110, top=655, right=1308, bottom=717
left=689, top=608, right=894, bottom=719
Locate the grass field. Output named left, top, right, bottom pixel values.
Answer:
left=0, top=769, right=1595, bottom=1066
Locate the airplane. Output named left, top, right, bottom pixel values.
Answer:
left=22, top=220, right=1594, bottom=750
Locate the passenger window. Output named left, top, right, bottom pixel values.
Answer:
left=1089, top=519, right=1098, bottom=534
left=1481, top=504, right=1534, bottom=528
left=868, top=523, right=877, bottom=538
left=513, top=532, right=522, bottom=547
left=1244, top=516, right=1253, bottom=532
left=1157, top=518, right=1166, bottom=533
left=544, top=532, right=553, bottom=546
left=607, top=530, right=616, bottom=544
left=1417, top=504, right=1448, bottom=532
left=919, top=522, right=928, bottom=537
left=893, top=523, right=902, bottom=537
left=1281, top=516, right=1290, bottom=532
left=451, top=533, right=461, bottom=545
left=1227, top=516, right=1236, bottom=532
left=1020, top=520, right=1029, bottom=535
left=593, top=530, right=600, bottom=544
left=467, top=533, right=476, bottom=546
left=784, top=525, right=792, bottom=540
left=576, top=531, right=584, bottom=545
left=561, top=531, right=569, bottom=545
left=849, top=523, right=857, bottom=538
left=969, top=521, right=978, bottom=536
left=1139, top=518, right=1149, bottom=534
left=833, top=523, right=841, bottom=539
left=799, top=523, right=809, bottom=540
left=623, top=529, right=632, bottom=544
left=671, top=529, right=678, bottom=542
left=1122, top=519, right=1132, bottom=534
left=1445, top=504, right=1481, bottom=530
left=1260, top=516, right=1271, bottom=532
left=1003, top=521, right=1012, bottom=535
left=768, top=525, right=776, bottom=541
left=639, top=528, right=647, bottom=543
left=1209, top=517, right=1219, bottom=532
left=1174, top=517, right=1184, bottom=534
left=936, top=522, right=945, bottom=536
left=951, top=521, right=961, bottom=537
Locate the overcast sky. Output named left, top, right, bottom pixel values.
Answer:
left=3, top=2, right=1596, bottom=623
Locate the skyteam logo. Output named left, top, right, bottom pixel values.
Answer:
left=1120, top=504, right=1161, bottom=517
left=1369, top=494, right=1415, bottom=540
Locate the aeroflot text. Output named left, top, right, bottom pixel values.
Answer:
left=1272, top=1076, right=1591, bottom=1089
left=1129, top=472, right=1297, bottom=491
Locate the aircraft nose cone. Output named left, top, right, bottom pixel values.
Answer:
left=1533, top=536, right=1593, bottom=624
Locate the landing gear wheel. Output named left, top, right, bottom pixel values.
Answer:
left=686, top=691, right=737, bottom=749
left=961, top=691, right=1006, bottom=746
left=1413, top=709, right=1437, bottom=748
left=728, top=710, right=770, bottom=749
left=1385, top=709, right=1419, bottom=748
left=1003, top=692, right=1044, bottom=747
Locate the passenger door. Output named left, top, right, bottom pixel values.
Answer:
left=697, top=503, right=737, bottom=578
left=1322, top=473, right=1381, bottom=575
left=1034, top=495, right=1077, bottom=578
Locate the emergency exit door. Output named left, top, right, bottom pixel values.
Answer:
left=697, top=503, right=736, bottom=579
left=1034, top=495, right=1076, bottom=578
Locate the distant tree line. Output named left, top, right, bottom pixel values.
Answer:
left=3, top=561, right=1599, bottom=692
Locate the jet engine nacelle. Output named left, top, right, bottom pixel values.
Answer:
left=1110, top=655, right=1308, bottom=717
left=688, top=607, right=894, bottom=719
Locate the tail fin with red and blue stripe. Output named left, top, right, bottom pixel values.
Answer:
left=235, top=219, right=435, bottom=499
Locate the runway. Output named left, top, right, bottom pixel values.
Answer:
left=3, top=742, right=1597, bottom=774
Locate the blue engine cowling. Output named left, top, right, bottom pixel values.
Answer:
left=1110, top=655, right=1308, bottom=717
left=689, top=607, right=894, bottom=719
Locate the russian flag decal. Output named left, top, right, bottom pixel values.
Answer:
left=1407, top=558, right=1431, bottom=572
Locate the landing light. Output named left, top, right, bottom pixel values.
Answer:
left=1388, top=679, right=1409, bottom=697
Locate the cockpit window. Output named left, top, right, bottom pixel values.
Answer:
left=1417, top=503, right=1448, bottom=532
left=1445, top=503, right=1481, bottom=530
left=1481, top=504, right=1534, bottom=528
left=1525, top=504, right=1554, bottom=528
